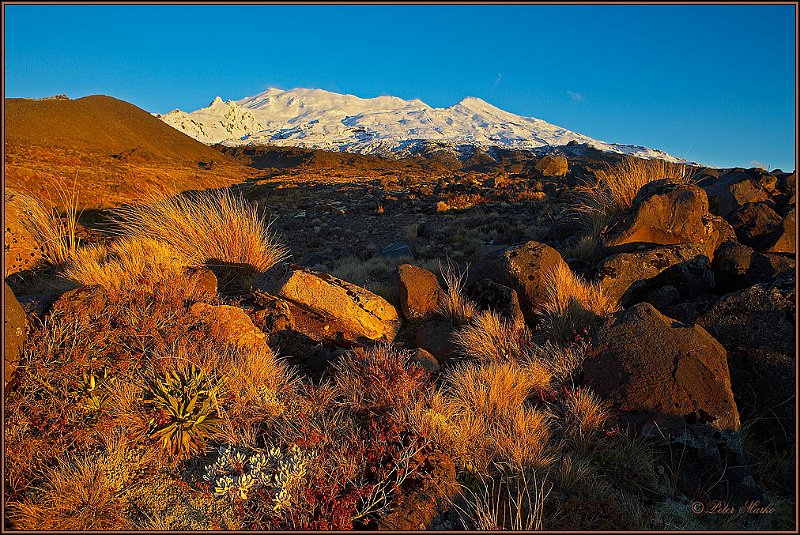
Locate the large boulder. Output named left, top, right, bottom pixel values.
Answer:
left=603, top=180, right=719, bottom=257
left=583, top=302, right=739, bottom=432
left=4, top=190, right=43, bottom=277
left=262, top=267, right=401, bottom=342
left=703, top=171, right=771, bottom=217
left=712, top=241, right=795, bottom=294
left=593, top=243, right=707, bottom=304
left=470, top=241, right=567, bottom=323
left=622, top=255, right=715, bottom=314
left=4, top=283, right=28, bottom=385
left=396, top=264, right=444, bottom=321
left=189, top=302, right=270, bottom=354
left=467, top=278, right=525, bottom=326
left=779, top=171, right=796, bottom=196
left=697, top=274, right=795, bottom=450
left=776, top=171, right=796, bottom=211
left=651, top=424, right=762, bottom=505
left=534, top=155, right=569, bottom=177
left=414, top=319, right=459, bottom=365
left=765, top=207, right=795, bottom=254
left=583, top=302, right=761, bottom=503
left=727, top=202, right=782, bottom=249
left=698, top=274, right=795, bottom=359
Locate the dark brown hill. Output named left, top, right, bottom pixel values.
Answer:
left=4, top=95, right=257, bottom=211
left=5, top=95, right=225, bottom=164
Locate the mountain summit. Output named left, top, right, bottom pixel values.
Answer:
left=157, top=88, right=682, bottom=161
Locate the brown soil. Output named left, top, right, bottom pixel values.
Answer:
left=4, top=95, right=258, bottom=211
left=6, top=95, right=227, bottom=163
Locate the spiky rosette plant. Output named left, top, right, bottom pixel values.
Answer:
left=143, top=362, right=225, bottom=456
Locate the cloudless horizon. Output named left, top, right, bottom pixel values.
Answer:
left=4, top=4, right=797, bottom=170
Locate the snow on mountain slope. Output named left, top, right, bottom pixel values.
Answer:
left=157, top=88, right=684, bottom=162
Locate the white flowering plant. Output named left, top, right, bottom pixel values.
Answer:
left=203, top=444, right=312, bottom=512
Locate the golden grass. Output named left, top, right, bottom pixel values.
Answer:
left=447, top=361, right=547, bottom=420
left=494, top=409, right=553, bottom=470
left=408, top=361, right=553, bottom=472
left=101, top=380, right=151, bottom=447
left=456, top=468, right=550, bottom=530
left=563, top=388, right=609, bottom=443
left=539, top=263, right=617, bottom=344
left=8, top=453, right=130, bottom=530
left=332, top=344, right=427, bottom=414
left=573, top=156, right=696, bottom=236
left=63, top=237, right=189, bottom=295
left=453, top=308, right=590, bottom=388
left=111, top=189, right=289, bottom=286
left=528, top=340, right=590, bottom=386
left=453, top=310, right=532, bottom=363
left=437, top=259, right=477, bottom=324
left=13, top=179, right=82, bottom=267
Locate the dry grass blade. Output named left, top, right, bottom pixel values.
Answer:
left=63, top=237, right=188, bottom=294
left=539, top=262, right=617, bottom=343
left=456, top=467, right=551, bottom=530
left=8, top=453, right=129, bottom=530
left=446, top=361, right=542, bottom=421
left=595, top=156, right=697, bottom=210
left=453, top=310, right=533, bottom=363
left=563, top=387, right=609, bottom=444
left=437, top=259, right=477, bottom=324
left=14, top=177, right=83, bottom=267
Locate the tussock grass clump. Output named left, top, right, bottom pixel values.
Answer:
left=447, top=361, right=551, bottom=421
left=63, top=237, right=188, bottom=295
left=8, top=453, right=130, bottom=530
left=13, top=181, right=82, bottom=267
left=410, top=361, right=553, bottom=472
left=211, top=346, right=297, bottom=448
left=333, top=344, right=428, bottom=415
left=112, top=189, right=289, bottom=286
left=452, top=310, right=532, bottom=363
left=539, top=263, right=617, bottom=344
left=562, top=388, right=609, bottom=444
left=437, top=260, right=478, bottom=324
left=456, top=467, right=550, bottom=530
left=572, top=156, right=696, bottom=236
left=528, top=339, right=591, bottom=386
left=454, top=307, right=591, bottom=386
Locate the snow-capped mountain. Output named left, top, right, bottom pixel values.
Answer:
left=156, top=88, right=683, bottom=162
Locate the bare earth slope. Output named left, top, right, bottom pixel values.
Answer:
left=4, top=95, right=257, bottom=210
left=6, top=95, right=225, bottom=162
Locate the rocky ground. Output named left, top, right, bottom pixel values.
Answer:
left=3, top=145, right=796, bottom=530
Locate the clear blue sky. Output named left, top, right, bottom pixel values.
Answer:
left=4, top=4, right=797, bottom=170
